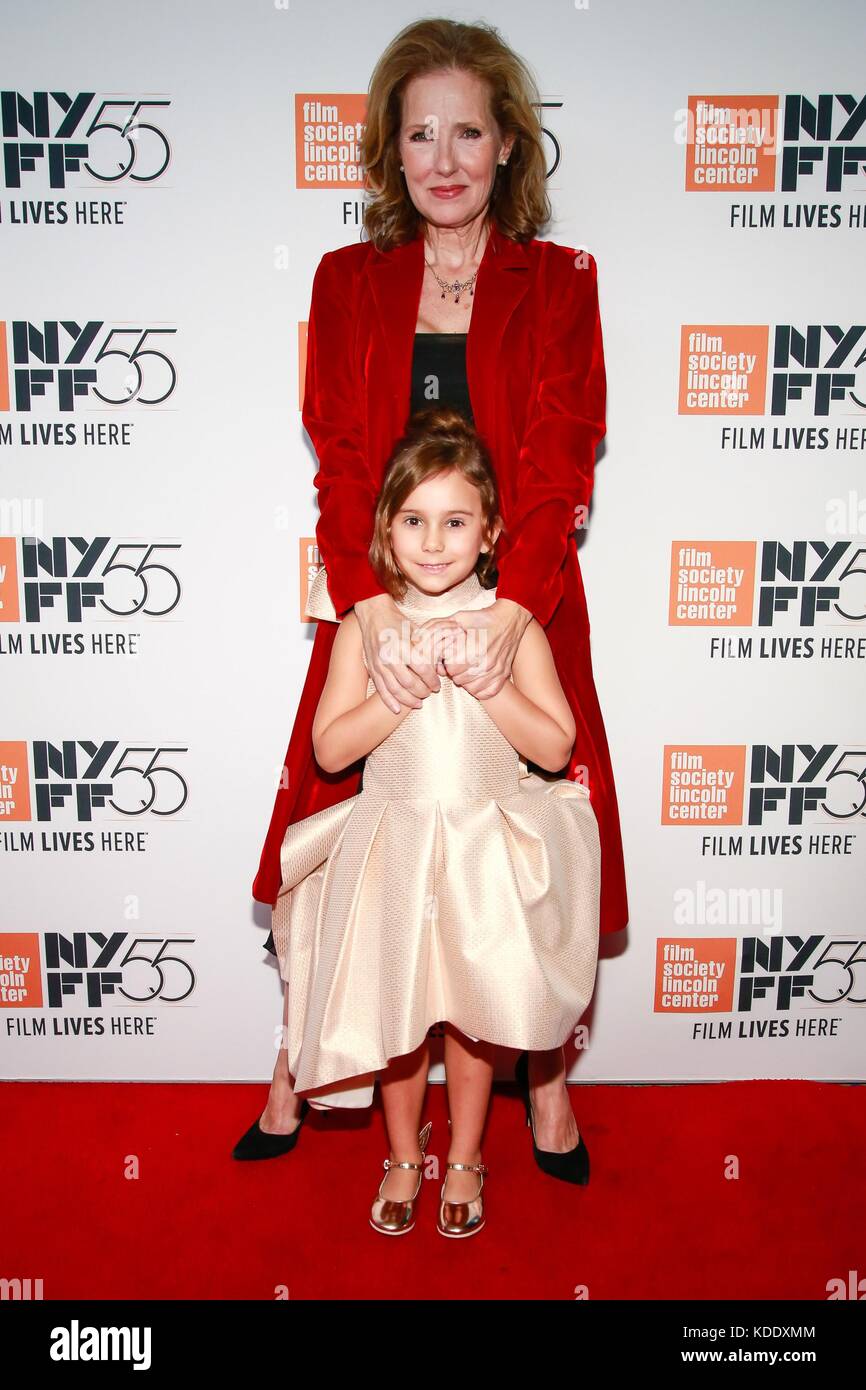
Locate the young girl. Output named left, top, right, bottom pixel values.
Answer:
left=271, top=407, right=601, bottom=1238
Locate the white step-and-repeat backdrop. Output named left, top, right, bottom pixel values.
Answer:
left=2, top=0, right=864, bottom=1083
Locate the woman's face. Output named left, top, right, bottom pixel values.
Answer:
left=390, top=468, right=498, bottom=592
left=397, top=68, right=514, bottom=233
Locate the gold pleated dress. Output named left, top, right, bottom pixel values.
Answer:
left=271, top=563, right=601, bottom=1110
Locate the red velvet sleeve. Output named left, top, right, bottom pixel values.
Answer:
left=302, top=250, right=389, bottom=618
left=495, top=248, right=607, bottom=629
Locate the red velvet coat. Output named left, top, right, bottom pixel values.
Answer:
left=253, top=219, right=628, bottom=938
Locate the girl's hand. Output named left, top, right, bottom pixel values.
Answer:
left=353, top=593, right=443, bottom=716
left=413, top=598, right=533, bottom=700
left=410, top=618, right=469, bottom=677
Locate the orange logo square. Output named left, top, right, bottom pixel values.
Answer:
left=685, top=95, right=778, bottom=192
left=654, top=938, right=737, bottom=1011
left=295, top=95, right=366, bottom=188
left=0, top=743, right=31, bottom=820
left=679, top=325, right=769, bottom=414
left=0, top=934, right=43, bottom=1008
left=299, top=540, right=322, bottom=621
left=669, top=541, right=757, bottom=624
left=662, top=745, right=746, bottom=825
left=0, top=537, right=20, bottom=621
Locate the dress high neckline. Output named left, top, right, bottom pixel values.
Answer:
left=398, top=567, right=484, bottom=613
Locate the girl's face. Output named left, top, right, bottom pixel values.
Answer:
left=390, top=468, right=497, bottom=593
left=398, top=68, right=514, bottom=233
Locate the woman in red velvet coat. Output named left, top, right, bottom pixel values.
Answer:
left=234, top=18, right=628, bottom=1180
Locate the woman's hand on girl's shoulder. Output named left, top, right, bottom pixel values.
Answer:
left=409, top=616, right=466, bottom=677
left=353, top=596, right=442, bottom=715
left=435, top=599, right=531, bottom=701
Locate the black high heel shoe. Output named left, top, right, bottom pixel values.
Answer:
left=514, top=1050, right=590, bottom=1186
left=232, top=1099, right=310, bottom=1160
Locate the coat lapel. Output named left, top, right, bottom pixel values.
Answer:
left=365, top=219, right=530, bottom=439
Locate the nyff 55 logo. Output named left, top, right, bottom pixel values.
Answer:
left=1, top=91, right=172, bottom=187
left=661, top=744, right=866, bottom=826
left=684, top=93, right=866, bottom=192
left=655, top=935, right=865, bottom=1012
left=0, top=536, right=182, bottom=622
left=678, top=324, right=865, bottom=416
left=0, top=741, right=188, bottom=821
left=0, top=931, right=196, bottom=1009
left=0, top=321, right=177, bottom=412
left=669, top=540, right=866, bottom=627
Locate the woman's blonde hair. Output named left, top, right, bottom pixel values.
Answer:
left=361, top=17, right=551, bottom=251
left=369, top=405, right=504, bottom=601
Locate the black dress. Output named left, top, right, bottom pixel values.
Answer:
left=263, top=333, right=472, bottom=955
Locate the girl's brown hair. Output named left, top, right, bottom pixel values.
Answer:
left=361, top=18, right=551, bottom=251
left=369, top=406, right=504, bottom=601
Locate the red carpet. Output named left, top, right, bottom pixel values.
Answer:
left=2, top=1078, right=862, bottom=1300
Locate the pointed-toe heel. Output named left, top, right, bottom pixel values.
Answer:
left=231, top=1100, right=310, bottom=1160
left=514, top=1050, right=590, bottom=1186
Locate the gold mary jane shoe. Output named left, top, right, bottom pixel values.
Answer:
left=369, top=1120, right=433, bottom=1236
left=436, top=1159, right=489, bottom=1239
